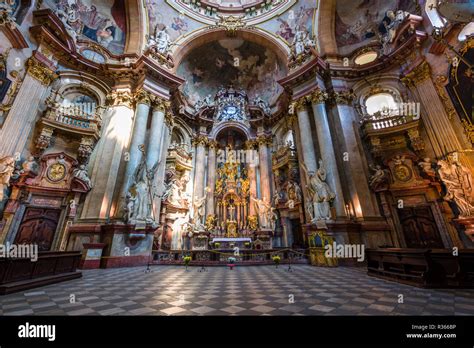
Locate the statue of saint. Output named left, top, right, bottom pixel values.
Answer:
left=0, top=156, right=15, bottom=202
left=193, top=195, right=206, bottom=222
left=438, top=157, right=474, bottom=217
left=302, top=159, right=335, bottom=221
left=155, top=25, right=171, bottom=54
left=251, top=196, right=272, bottom=228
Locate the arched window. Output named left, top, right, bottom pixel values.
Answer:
left=283, top=130, right=295, bottom=147
left=365, top=93, right=398, bottom=116
left=458, top=23, right=474, bottom=42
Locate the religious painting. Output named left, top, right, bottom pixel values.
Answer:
left=46, top=0, right=127, bottom=54
left=335, top=0, right=417, bottom=49
left=177, top=39, right=285, bottom=106
left=145, top=0, right=203, bottom=42
left=260, top=0, right=318, bottom=44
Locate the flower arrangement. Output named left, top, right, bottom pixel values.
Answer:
left=183, top=256, right=191, bottom=270
left=272, top=255, right=281, bottom=268
left=227, top=256, right=236, bottom=270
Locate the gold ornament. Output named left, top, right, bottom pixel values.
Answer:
left=47, top=162, right=66, bottom=182
left=401, top=61, right=431, bottom=88
left=26, top=57, right=58, bottom=86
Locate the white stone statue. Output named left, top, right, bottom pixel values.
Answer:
left=251, top=196, right=272, bottom=228
left=193, top=194, right=206, bottom=223
left=0, top=156, right=15, bottom=202
left=123, top=192, right=136, bottom=222
left=126, top=157, right=154, bottom=224
left=203, top=94, right=214, bottom=107
left=170, top=211, right=190, bottom=250
left=150, top=25, right=172, bottom=54
left=292, top=26, right=315, bottom=57
left=73, top=164, right=92, bottom=189
left=21, top=156, right=39, bottom=176
left=302, top=160, right=335, bottom=222
left=438, top=157, right=474, bottom=217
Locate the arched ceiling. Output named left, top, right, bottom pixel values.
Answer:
left=176, top=36, right=286, bottom=107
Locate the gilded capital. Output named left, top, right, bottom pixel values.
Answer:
left=26, top=57, right=58, bottom=86
left=134, top=89, right=153, bottom=106
left=244, top=140, right=257, bottom=150
left=152, top=96, right=171, bottom=112
left=307, top=88, right=329, bottom=104
left=106, top=90, right=134, bottom=108
left=332, top=90, right=356, bottom=105
left=401, top=61, right=431, bottom=88
left=256, top=135, right=272, bottom=147
left=291, top=96, right=307, bottom=113
left=208, top=140, right=218, bottom=150
left=192, top=135, right=208, bottom=147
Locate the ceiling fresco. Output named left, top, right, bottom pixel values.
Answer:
left=46, top=0, right=127, bottom=54
left=335, top=0, right=417, bottom=50
left=145, top=0, right=205, bottom=42
left=176, top=38, right=285, bottom=107
left=259, top=0, right=318, bottom=44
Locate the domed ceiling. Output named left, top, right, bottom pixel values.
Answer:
left=177, top=38, right=286, bottom=107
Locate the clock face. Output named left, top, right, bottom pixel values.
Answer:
left=47, top=163, right=66, bottom=182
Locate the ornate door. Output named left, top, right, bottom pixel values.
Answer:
left=14, top=208, right=61, bottom=251
left=398, top=206, right=444, bottom=249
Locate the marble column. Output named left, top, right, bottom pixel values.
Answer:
left=332, top=90, right=379, bottom=218
left=116, top=89, right=151, bottom=217
left=257, top=134, right=272, bottom=205
left=146, top=98, right=168, bottom=167
left=246, top=140, right=258, bottom=216
left=192, top=135, right=208, bottom=218
left=146, top=97, right=169, bottom=219
left=153, top=112, right=173, bottom=218
left=401, top=61, right=462, bottom=157
left=310, top=89, right=346, bottom=218
left=0, top=56, right=57, bottom=157
left=294, top=99, right=317, bottom=173
left=206, top=141, right=217, bottom=215
left=81, top=91, right=135, bottom=220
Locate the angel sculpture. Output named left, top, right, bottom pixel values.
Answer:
left=368, top=164, right=390, bottom=190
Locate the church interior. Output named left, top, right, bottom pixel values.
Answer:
left=0, top=0, right=473, bottom=317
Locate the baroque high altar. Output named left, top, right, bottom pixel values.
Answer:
left=0, top=0, right=473, bottom=268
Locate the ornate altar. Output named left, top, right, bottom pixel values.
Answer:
left=213, top=147, right=252, bottom=237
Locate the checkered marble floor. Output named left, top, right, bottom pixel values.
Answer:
left=1, top=265, right=473, bottom=316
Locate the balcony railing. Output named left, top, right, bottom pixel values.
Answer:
left=362, top=114, right=417, bottom=132
left=43, top=103, right=103, bottom=133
